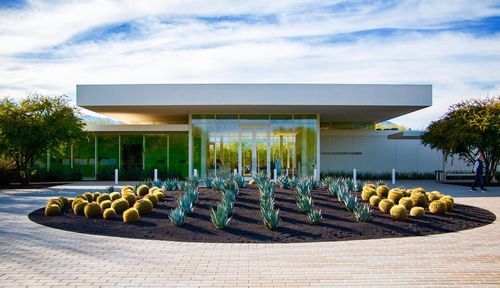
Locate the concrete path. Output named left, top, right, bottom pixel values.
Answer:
left=0, top=181, right=498, bottom=288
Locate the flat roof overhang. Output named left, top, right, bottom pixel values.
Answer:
left=77, top=84, right=432, bottom=124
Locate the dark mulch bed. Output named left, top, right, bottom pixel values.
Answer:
left=29, top=187, right=496, bottom=243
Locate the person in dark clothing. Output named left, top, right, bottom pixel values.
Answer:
left=470, top=153, right=487, bottom=192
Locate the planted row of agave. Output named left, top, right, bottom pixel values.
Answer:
left=254, top=174, right=280, bottom=230
left=210, top=179, right=239, bottom=229
left=326, top=177, right=373, bottom=222
left=294, top=180, right=323, bottom=224
left=168, top=180, right=200, bottom=225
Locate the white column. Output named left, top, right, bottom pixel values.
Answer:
left=392, top=168, right=396, bottom=185
left=353, top=168, right=357, bottom=183
left=188, top=114, right=193, bottom=177
left=316, top=113, right=320, bottom=180
left=154, top=169, right=158, bottom=182
left=114, top=169, right=118, bottom=185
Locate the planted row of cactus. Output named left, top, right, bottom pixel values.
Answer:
left=256, top=175, right=280, bottom=230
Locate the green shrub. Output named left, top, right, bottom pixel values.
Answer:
left=134, top=199, right=154, bottom=215
left=388, top=189, right=403, bottom=204
left=92, top=192, right=101, bottom=202
left=143, top=194, right=158, bottom=207
left=399, top=197, right=413, bottom=211
left=99, top=200, right=112, bottom=210
left=369, top=195, right=381, bottom=207
left=410, top=193, right=427, bottom=207
left=390, top=205, right=408, bottom=221
left=82, top=192, right=93, bottom=202
left=361, top=188, right=377, bottom=201
left=122, top=193, right=136, bottom=206
left=45, top=204, right=61, bottom=216
left=58, top=197, right=69, bottom=208
left=136, top=185, right=150, bottom=197
left=123, top=208, right=140, bottom=223
left=84, top=202, right=102, bottom=218
left=109, top=192, right=121, bottom=202
left=376, top=185, right=389, bottom=198
left=74, top=201, right=88, bottom=215
left=429, top=200, right=446, bottom=214
left=96, top=194, right=111, bottom=204
left=378, top=199, right=394, bottom=213
left=154, top=191, right=165, bottom=202
left=410, top=206, right=425, bottom=218
left=111, top=198, right=129, bottom=214
left=103, top=208, right=116, bottom=220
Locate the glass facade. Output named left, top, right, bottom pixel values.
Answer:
left=192, top=113, right=318, bottom=178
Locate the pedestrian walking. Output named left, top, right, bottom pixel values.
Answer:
left=470, top=153, right=487, bottom=193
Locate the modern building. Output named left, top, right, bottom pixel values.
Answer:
left=42, top=84, right=470, bottom=180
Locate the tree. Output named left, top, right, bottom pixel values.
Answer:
left=0, top=93, right=86, bottom=185
left=422, top=97, right=500, bottom=183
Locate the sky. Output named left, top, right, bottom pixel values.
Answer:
left=0, top=0, right=499, bottom=129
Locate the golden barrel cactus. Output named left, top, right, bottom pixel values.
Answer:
left=378, top=199, right=395, bottom=213
left=144, top=194, right=158, bottom=206
left=361, top=188, right=377, bottom=201
left=123, top=208, right=140, bottom=223
left=84, top=202, right=102, bottom=218
left=103, top=208, right=116, bottom=220
left=429, top=200, right=446, bottom=214
left=410, top=206, right=425, bottom=218
left=134, top=199, right=154, bottom=215
left=410, top=193, right=427, bottom=207
left=111, top=198, right=130, bottom=214
left=376, top=185, right=389, bottom=198
left=390, top=205, right=408, bottom=221
left=136, top=185, right=150, bottom=197
left=45, top=204, right=61, bottom=216
left=369, top=195, right=381, bottom=207
left=99, top=200, right=112, bottom=210
left=96, top=194, right=111, bottom=204
left=388, top=189, right=403, bottom=204
left=399, top=197, right=414, bottom=211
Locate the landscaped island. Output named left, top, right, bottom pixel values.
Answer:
left=29, top=176, right=496, bottom=243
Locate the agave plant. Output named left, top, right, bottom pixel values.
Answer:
left=212, top=177, right=224, bottom=191
left=204, top=177, right=213, bottom=189
left=260, top=196, right=275, bottom=211
left=295, top=180, right=312, bottom=198
left=258, top=182, right=275, bottom=199
left=221, top=198, right=235, bottom=215
left=210, top=204, right=232, bottom=229
left=253, top=173, right=270, bottom=187
left=277, top=175, right=292, bottom=189
left=289, top=177, right=300, bottom=188
left=169, top=207, right=186, bottom=226
left=231, top=174, right=246, bottom=188
left=307, top=209, right=322, bottom=225
left=340, top=192, right=357, bottom=212
left=262, top=208, right=280, bottom=230
left=221, top=179, right=238, bottom=195
left=185, top=188, right=199, bottom=204
left=354, top=202, right=372, bottom=222
left=164, top=179, right=177, bottom=191
left=105, top=186, right=114, bottom=193
left=152, top=180, right=163, bottom=188
left=187, top=176, right=200, bottom=187
left=295, top=194, right=313, bottom=213
left=178, top=194, right=194, bottom=214
left=309, top=177, right=320, bottom=190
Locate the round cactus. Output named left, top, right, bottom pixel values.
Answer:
left=134, top=199, right=154, bottom=215
left=399, top=197, right=414, bottom=211
left=47, top=198, right=63, bottom=210
left=111, top=198, right=130, bottom=214
left=82, top=192, right=93, bottom=202
left=71, top=197, right=86, bottom=211
left=143, top=194, right=158, bottom=206
left=361, top=188, right=377, bottom=201
left=364, top=183, right=376, bottom=190
left=388, top=189, right=403, bottom=204
left=402, top=189, right=411, bottom=197
left=96, top=194, right=111, bottom=204
left=103, top=208, right=116, bottom=220
left=122, top=193, right=136, bottom=206
left=410, top=193, right=427, bottom=207
left=99, top=200, right=112, bottom=210
left=369, top=195, right=381, bottom=207
left=45, top=204, right=61, bottom=216
left=73, top=201, right=88, bottom=215
left=427, top=191, right=443, bottom=202
left=123, top=208, right=140, bottom=223
left=378, top=199, right=395, bottom=213
left=58, top=197, right=69, bottom=208
left=390, top=205, right=408, bottom=221
left=149, top=187, right=159, bottom=194
left=154, top=190, right=165, bottom=202
left=376, top=185, right=389, bottom=198
left=441, top=195, right=455, bottom=206
left=440, top=198, right=454, bottom=212
left=429, top=200, right=446, bottom=214
left=410, top=206, right=425, bottom=218
left=92, top=192, right=101, bottom=202
left=84, top=202, right=102, bottom=218
left=109, top=192, right=121, bottom=202
left=121, top=186, right=135, bottom=194
left=136, top=185, right=150, bottom=197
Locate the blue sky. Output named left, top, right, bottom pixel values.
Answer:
left=0, top=0, right=499, bottom=128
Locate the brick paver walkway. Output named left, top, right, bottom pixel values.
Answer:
left=0, top=182, right=498, bottom=287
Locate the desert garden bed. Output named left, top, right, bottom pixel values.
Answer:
left=29, top=178, right=495, bottom=243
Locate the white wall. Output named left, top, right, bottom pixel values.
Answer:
left=320, top=130, right=470, bottom=174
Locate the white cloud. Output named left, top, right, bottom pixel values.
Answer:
left=0, top=0, right=499, bottom=128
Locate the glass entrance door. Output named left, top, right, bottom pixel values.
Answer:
left=239, top=126, right=270, bottom=178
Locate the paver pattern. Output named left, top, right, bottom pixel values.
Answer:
left=0, top=181, right=499, bottom=288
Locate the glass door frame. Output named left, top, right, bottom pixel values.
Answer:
left=238, top=124, right=271, bottom=179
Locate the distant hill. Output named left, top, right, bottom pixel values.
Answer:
left=81, top=115, right=121, bottom=124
